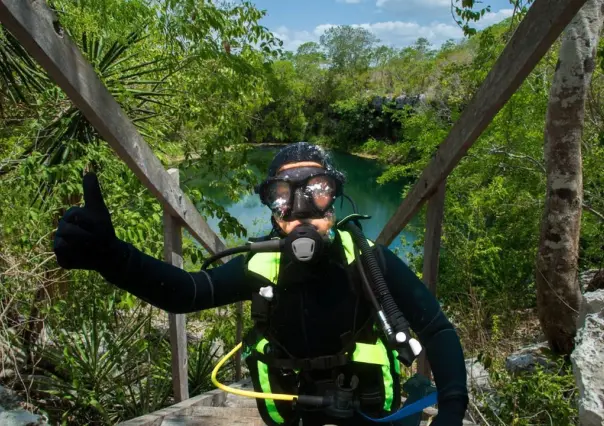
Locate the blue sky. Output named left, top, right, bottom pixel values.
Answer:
left=251, top=0, right=515, bottom=51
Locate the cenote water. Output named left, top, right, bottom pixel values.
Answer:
left=184, top=146, right=420, bottom=260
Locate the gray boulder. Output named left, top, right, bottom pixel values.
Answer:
left=371, top=95, right=384, bottom=111
left=580, top=269, right=604, bottom=293
left=505, top=341, right=557, bottom=375
left=394, top=95, right=408, bottom=109
left=465, top=357, right=490, bottom=391
left=0, top=386, right=47, bottom=425
left=571, top=289, right=604, bottom=426
left=580, top=270, right=597, bottom=292
left=0, top=409, right=47, bottom=426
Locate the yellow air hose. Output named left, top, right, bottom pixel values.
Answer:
left=211, top=342, right=297, bottom=402
left=211, top=342, right=431, bottom=422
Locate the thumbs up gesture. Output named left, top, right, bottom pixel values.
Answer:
left=54, top=173, right=124, bottom=272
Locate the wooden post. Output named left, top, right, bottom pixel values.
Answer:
left=163, top=168, right=189, bottom=402
left=376, top=0, right=589, bottom=247
left=417, top=181, right=446, bottom=379
left=235, top=302, right=243, bottom=380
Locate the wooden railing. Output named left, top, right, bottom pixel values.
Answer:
left=0, top=0, right=241, bottom=403
left=373, top=0, right=589, bottom=376
left=0, top=0, right=589, bottom=408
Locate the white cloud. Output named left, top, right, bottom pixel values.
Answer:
left=314, top=24, right=337, bottom=36
left=273, top=26, right=317, bottom=52
left=274, top=20, right=462, bottom=52
left=376, top=0, right=450, bottom=13
left=358, top=21, right=462, bottom=48
left=272, top=4, right=516, bottom=52
left=337, top=0, right=362, bottom=3
left=475, top=8, right=514, bottom=29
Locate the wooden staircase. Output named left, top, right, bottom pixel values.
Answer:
left=118, top=379, right=478, bottom=425
left=117, top=381, right=260, bottom=426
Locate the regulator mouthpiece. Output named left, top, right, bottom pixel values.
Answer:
left=284, top=224, right=328, bottom=263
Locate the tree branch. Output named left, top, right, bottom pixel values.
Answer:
left=582, top=202, right=604, bottom=222
left=487, top=147, right=604, bottom=222
left=487, top=146, right=546, bottom=173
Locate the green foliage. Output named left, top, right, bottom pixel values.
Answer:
left=250, top=60, right=307, bottom=143
left=2, top=2, right=603, bottom=424
left=483, top=360, right=578, bottom=425
left=0, top=1, right=281, bottom=424
left=38, top=293, right=171, bottom=424
left=320, top=25, right=379, bottom=76
left=327, top=97, right=375, bottom=150
left=0, top=27, right=48, bottom=103
left=0, top=141, right=240, bottom=425
left=466, top=315, right=579, bottom=425
left=36, top=29, right=172, bottom=169
left=188, top=339, right=230, bottom=397
left=452, top=1, right=534, bottom=37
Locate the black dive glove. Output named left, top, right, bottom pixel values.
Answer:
left=54, top=173, right=128, bottom=273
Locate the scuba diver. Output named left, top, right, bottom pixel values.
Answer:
left=53, top=142, right=468, bottom=426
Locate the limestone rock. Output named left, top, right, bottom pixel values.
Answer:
left=580, top=269, right=603, bottom=293
left=505, top=341, right=557, bottom=375
left=465, top=357, right=490, bottom=391
left=0, top=386, right=47, bottom=425
left=586, top=270, right=604, bottom=293
left=578, top=289, right=604, bottom=327
left=571, top=289, right=604, bottom=426
left=0, top=409, right=47, bottom=426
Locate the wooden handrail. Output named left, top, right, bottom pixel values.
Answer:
left=0, top=0, right=243, bottom=402
left=0, top=0, right=229, bottom=259
left=377, top=0, right=589, bottom=247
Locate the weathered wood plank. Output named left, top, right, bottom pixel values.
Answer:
left=117, top=389, right=226, bottom=425
left=188, top=407, right=260, bottom=418
left=164, top=169, right=189, bottom=402
left=161, top=415, right=264, bottom=426
left=422, top=181, right=446, bottom=297
left=235, top=301, right=243, bottom=380
left=417, top=181, right=446, bottom=378
left=0, top=0, right=228, bottom=259
left=376, top=0, right=589, bottom=246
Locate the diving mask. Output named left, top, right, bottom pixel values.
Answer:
left=256, top=167, right=344, bottom=220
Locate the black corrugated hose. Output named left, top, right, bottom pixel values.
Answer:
left=343, top=221, right=417, bottom=367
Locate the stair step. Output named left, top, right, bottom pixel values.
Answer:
left=223, top=394, right=260, bottom=408
left=188, top=407, right=261, bottom=418
left=161, top=415, right=264, bottom=426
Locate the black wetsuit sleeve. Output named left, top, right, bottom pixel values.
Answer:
left=98, top=240, right=253, bottom=313
left=378, top=245, right=468, bottom=422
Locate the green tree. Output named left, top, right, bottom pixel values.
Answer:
left=0, top=1, right=282, bottom=423
left=452, top=0, right=534, bottom=36
left=251, top=60, right=307, bottom=143
left=296, top=41, right=323, bottom=58
left=319, top=25, right=379, bottom=76
left=536, top=0, right=603, bottom=355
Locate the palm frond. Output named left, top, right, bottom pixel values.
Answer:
left=28, top=27, right=174, bottom=170
left=0, top=27, right=48, bottom=102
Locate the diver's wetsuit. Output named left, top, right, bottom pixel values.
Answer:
left=100, top=230, right=468, bottom=426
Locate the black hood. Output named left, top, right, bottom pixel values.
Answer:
left=267, top=142, right=345, bottom=183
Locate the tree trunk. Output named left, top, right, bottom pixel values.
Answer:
left=537, top=0, right=604, bottom=355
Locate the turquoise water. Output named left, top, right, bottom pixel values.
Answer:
left=185, top=147, right=419, bottom=260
